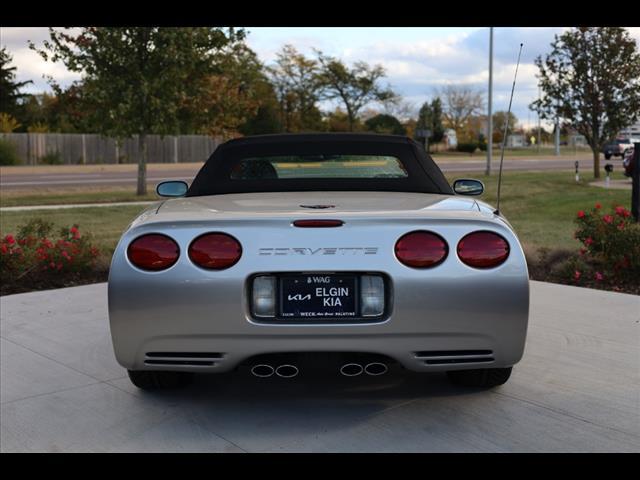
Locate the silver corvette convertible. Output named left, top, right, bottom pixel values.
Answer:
left=108, top=133, right=529, bottom=390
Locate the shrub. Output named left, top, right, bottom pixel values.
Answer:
left=568, top=203, right=640, bottom=291
left=456, top=142, right=478, bottom=154
left=364, top=114, right=407, bottom=135
left=1, top=219, right=100, bottom=295
left=39, top=151, right=63, bottom=165
left=27, top=123, right=50, bottom=133
left=0, top=113, right=21, bottom=133
left=0, top=138, right=21, bottom=165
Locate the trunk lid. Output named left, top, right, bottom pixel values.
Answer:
left=152, top=191, right=479, bottom=223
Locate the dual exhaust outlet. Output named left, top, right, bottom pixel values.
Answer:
left=251, top=364, right=299, bottom=378
left=250, top=361, right=388, bottom=378
left=339, top=362, right=388, bottom=377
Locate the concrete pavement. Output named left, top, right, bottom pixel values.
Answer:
left=589, top=179, right=633, bottom=190
left=1, top=281, right=638, bottom=452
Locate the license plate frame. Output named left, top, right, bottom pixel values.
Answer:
left=279, top=274, right=359, bottom=320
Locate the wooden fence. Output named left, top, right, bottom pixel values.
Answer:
left=0, top=133, right=222, bottom=165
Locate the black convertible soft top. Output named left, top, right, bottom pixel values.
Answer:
left=186, top=133, right=453, bottom=196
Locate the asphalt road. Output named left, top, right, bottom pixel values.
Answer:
left=0, top=156, right=598, bottom=191
left=1, top=281, right=638, bottom=452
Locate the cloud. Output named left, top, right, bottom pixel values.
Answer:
left=1, top=27, right=82, bottom=93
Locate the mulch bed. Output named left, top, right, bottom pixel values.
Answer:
left=1, top=268, right=109, bottom=296
left=527, top=248, right=640, bottom=295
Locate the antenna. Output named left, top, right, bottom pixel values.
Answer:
left=494, top=43, right=523, bottom=216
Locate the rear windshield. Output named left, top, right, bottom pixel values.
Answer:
left=229, top=155, right=408, bottom=180
left=185, top=135, right=454, bottom=196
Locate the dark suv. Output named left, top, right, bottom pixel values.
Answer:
left=603, top=139, right=634, bottom=160
left=623, top=146, right=634, bottom=178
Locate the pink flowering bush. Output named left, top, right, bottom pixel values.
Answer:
left=570, top=203, right=640, bottom=290
left=1, top=219, right=100, bottom=295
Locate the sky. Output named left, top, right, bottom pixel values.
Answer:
left=2, top=27, right=640, bottom=130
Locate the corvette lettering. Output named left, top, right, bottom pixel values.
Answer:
left=259, top=247, right=378, bottom=256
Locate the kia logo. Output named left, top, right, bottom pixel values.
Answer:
left=288, top=294, right=312, bottom=301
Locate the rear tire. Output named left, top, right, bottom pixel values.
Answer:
left=604, top=153, right=612, bottom=160
left=446, top=367, right=512, bottom=388
left=127, top=370, right=194, bottom=390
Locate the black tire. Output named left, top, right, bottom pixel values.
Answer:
left=604, top=153, right=612, bottom=160
left=446, top=367, right=512, bottom=388
left=127, top=370, right=194, bottom=390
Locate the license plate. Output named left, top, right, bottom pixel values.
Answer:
left=280, top=275, right=357, bottom=319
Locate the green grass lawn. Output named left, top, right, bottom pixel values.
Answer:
left=0, top=171, right=632, bottom=260
left=0, top=188, right=158, bottom=207
left=0, top=205, right=149, bottom=260
left=444, top=171, right=631, bottom=251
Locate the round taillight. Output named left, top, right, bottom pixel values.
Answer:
left=395, top=231, right=448, bottom=268
left=188, top=233, right=242, bottom=270
left=457, top=231, right=510, bottom=268
left=127, top=234, right=179, bottom=271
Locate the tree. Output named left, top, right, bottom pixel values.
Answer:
left=12, top=90, right=89, bottom=133
left=178, top=42, right=269, bottom=139
left=492, top=111, right=518, bottom=144
left=381, top=98, right=415, bottom=121
left=439, top=85, right=484, bottom=135
left=238, top=80, right=283, bottom=135
left=315, top=50, right=397, bottom=131
left=267, top=45, right=324, bottom=132
left=0, top=47, right=32, bottom=118
left=458, top=115, right=487, bottom=144
left=530, top=27, right=640, bottom=178
left=415, top=98, right=445, bottom=150
left=32, top=27, right=242, bottom=194
left=364, top=113, right=406, bottom=135
left=324, top=108, right=356, bottom=132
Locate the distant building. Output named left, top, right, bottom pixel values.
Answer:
left=619, top=120, right=640, bottom=142
left=506, top=134, right=525, bottom=148
left=569, top=134, right=587, bottom=147
left=444, top=129, right=458, bottom=149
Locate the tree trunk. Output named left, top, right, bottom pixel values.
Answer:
left=592, top=148, right=600, bottom=179
left=137, top=133, right=147, bottom=196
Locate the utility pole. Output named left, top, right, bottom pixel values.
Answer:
left=555, top=99, right=561, bottom=156
left=537, top=84, right=541, bottom=153
left=555, top=117, right=560, bottom=155
left=486, top=27, right=493, bottom=176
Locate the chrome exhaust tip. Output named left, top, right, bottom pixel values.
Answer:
left=251, top=364, right=275, bottom=378
left=364, top=362, right=388, bottom=376
left=275, top=364, right=299, bottom=378
left=340, top=363, right=364, bottom=377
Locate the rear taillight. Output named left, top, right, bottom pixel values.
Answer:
left=395, top=231, right=448, bottom=268
left=457, top=231, right=510, bottom=268
left=127, top=234, right=179, bottom=271
left=188, top=233, right=242, bottom=270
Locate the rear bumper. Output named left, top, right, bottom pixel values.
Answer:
left=109, top=273, right=529, bottom=373
left=128, top=331, right=526, bottom=373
